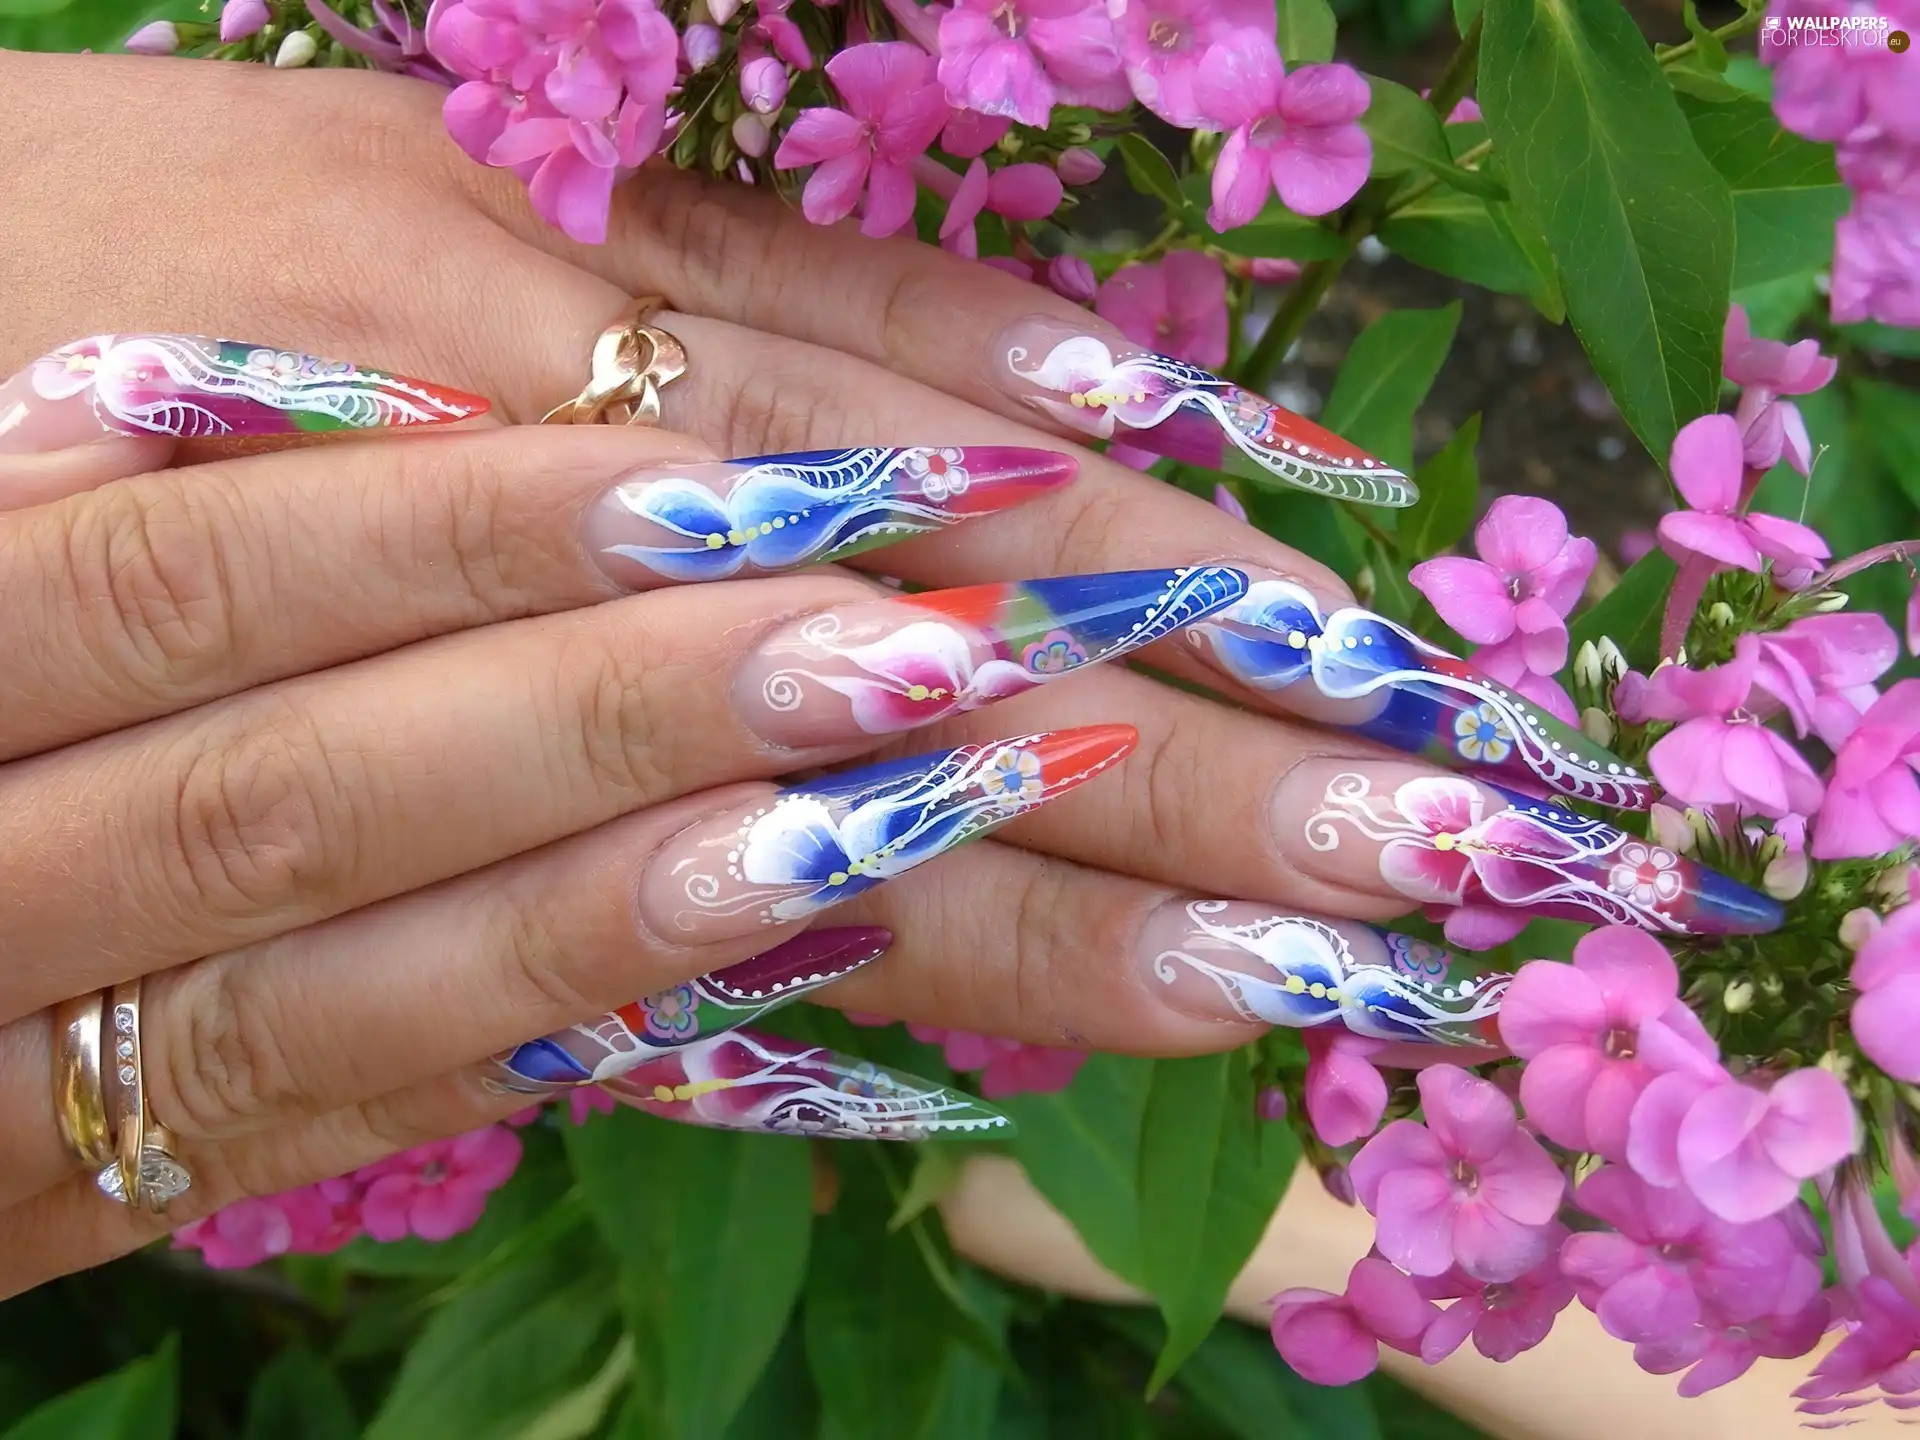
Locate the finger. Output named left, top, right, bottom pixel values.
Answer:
left=0, top=436, right=175, bottom=510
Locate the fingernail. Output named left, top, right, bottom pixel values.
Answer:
left=493, top=927, right=892, bottom=1089
left=989, top=316, right=1415, bottom=508
left=1273, top=761, right=1783, bottom=937
left=583, top=445, right=1077, bottom=587
left=735, top=567, right=1246, bottom=747
left=1190, top=577, right=1656, bottom=810
left=600, top=1028, right=1015, bottom=1140
left=640, top=726, right=1136, bottom=942
left=1140, top=897, right=1508, bottom=1050
left=0, top=334, right=487, bottom=454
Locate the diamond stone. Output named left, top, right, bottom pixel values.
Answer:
left=118, top=1065, right=136, bottom=1084
left=96, top=1150, right=192, bottom=1206
left=117, top=1039, right=134, bottom=1059
left=115, top=1009, right=134, bottom=1033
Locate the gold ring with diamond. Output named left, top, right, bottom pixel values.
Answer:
left=541, top=297, right=687, bottom=427
left=99, top=980, right=192, bottom=1213
left=51, top=994, right=115, bottom=1169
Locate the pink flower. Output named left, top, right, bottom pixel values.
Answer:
left=1627, top=1067, right=1858, bottom=1224
left=1815, top=680, right=1920, bottom=861
left=1839, top=123, right=1920, bottom=197
left=1635, top=1293, right=1830, bottom=1397
left=1632, top=636, right=1826, bottom=818
left=1763, top=0, right=1920, bottom=144
left=1562, top=1167, right=1823, bottom=1345
left=356, top=1126, right=523, bottom=1243
left=1753, top=612, right=1898, bottom=750
left=1498, top=926, right=1717, bottom=1163
left=1213, top=483, right=1249, bottom=524
left=1722, top=305, right=1835, bottom=476
left=933, top=158, right=1066, bottom=256
left=1416, top=1242, right=1577, bottom=1364
left=936, top=0, right=1129, bottom=128
left=740, top=55, right=789, bottom=114
left=125, top=20, right=180, bottom=53
left=1303, top=1030, right=1389, bottom=1147
left=774, top=44, right=949, bottom=237
left=1048, top=254, right=1098, bottom=302
left=221, top=0, right=270, bottom=42
left=1094, top=251, right=1229, bottom=370
left=1056, top=145, right=1105, bottom=184
left=568, top=1086, right=617, bottom=1124
left=1850, top=904, right=1920, bottom=1081
left=1110, top=0, right=1275, bottom=127
left=1796, top=1276, right=1920, bottom=1411
left=1657, top=414, right=1831, bottom=577
left=1269, top=1256, right=1438, bottom=1385
left=908, top=1025, right=1088, bottom=1098
left=1409, top=495, right=1596, bottom=677
left=939, top=108, right=1012, bottom=158
left=1196, top=40, right=1371, bottom=226
left=744, top=0, right=813, bottom=69
left=1470, top=647, right=1579, bottom=725
left=1832, top=192, right=1920, bottom=329
left=1349, top=1066, right=1565, bottom=1283
left=176, top=1181, right=362, bottom=1267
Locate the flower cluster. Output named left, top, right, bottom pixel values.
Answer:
left=173, top=1123, right=524, bottom=1268
left=1763, top=0, right=1920, bottom=325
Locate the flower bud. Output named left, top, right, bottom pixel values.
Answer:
left=1688, top=807, right=1718, bottom=852
left=1650, top=803, right=1692, bottom=853
left=1707, top=601, right=1737, bottom=628
left=1596, top=636, right=1627, bottom=680
left=220, top=0, right=270, bottom=42
left=708, top=0, right=742, bottom=22
left=1760, top=970, right=1784, bottom=998
left=1047, top=254, right=1096, bottom=303
left=1574, top=640, right=1603, bottom=692
left=1256, top=1086, right=1288, bottom=1122
left=708, top=127, right=735, bottom=171
left=1756, top=832, right=1785, bottom=866
left=1874, top=864, right=1920, bottom=903
left=1723, top=977, right=1755, bottom=1014
left=1248, top=258, right=1302, bottom=284
left=682, top=22, right=723, bottom=70
left=1763, top=849, right=1809, bottom=901
left=1579, top=707, right=1615, bottom=748
left=1055, top=146, right=1105, bottom=185
left=731, top=112, right=770, bottom=158
left=1818, top=1050, right=1855, bottom=1084
left=125, top=20, right=180, bottom=54
left=1811, top=590, right=1851, bottom=613
left=1841, top=906, right=1884, bottom=951
left=274, top=29, right=318, bottom=67
left=1320, top=1165, right=1355, bottom=1206
left=740, top=56, right=788, bottom=115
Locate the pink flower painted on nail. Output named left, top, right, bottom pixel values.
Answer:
left=355, top=1125, right=523, bottom=1243
left=1349, top=1065, right=1565, bottom=1282
left=1416, top=1241, right=1576, bottom=1364
left=1498, top=926, right=1718, bottom=1163
left=936, top=0, right=1130, bottom=127
left=1095, top=251, right=1230, bottom=371
left=1722, top=305, right=1835, bottom=477
left=1269, top=1256, right=1438, bottom=1385
left=1409, top=495, right=1596, bottom=678
left=1196, top=39, right=1371, bottom=226
left=1657, top=414, right=1831, bottom=579
left=773, top=43, right=950, bottom=237
left=1110, top=0, right=1275, bottom=127
left=1813, top=680, right=1920, bottom=861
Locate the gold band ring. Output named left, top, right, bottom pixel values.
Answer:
left=51, top=994, right=115, bottom=1168
left=541, top=297, right=687, bottom=427
left=97, top=980, right=191, bottom=1212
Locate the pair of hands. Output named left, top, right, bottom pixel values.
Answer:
left=0, top=49, right=1600, bottom=1293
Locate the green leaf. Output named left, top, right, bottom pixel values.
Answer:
left=1276, top=0, right=1337, bottom=62
left=1568, top=551, right=1678, bottom=671
left=517, top=1339, right=633, bottom=1440
left=1854, top=378, right=1920, bottom=513
left=1481, top=0, right=1735, bottom=461
left=1116, top=135, right=1186, bottom=215
left=1, top=1339, right=176, bottom=1440
left=891, top=1144, right=966, bottom=1232
left=1370, top=1374, right=1485, bottom=1440
left=1732, top=272, right=1819, bottom=338
left=364, top=1227, right=619, bottom=1440
left=1320, top=304, right=1463, bottom=474
left=1453, top=0, right=1483, bottom=33
left=1839, top=322, right=1920, bottom=359
left=0, top=0, right=197, bottom=49
left=1136, top=1054, right=1299, bottom=1394
left=1485, top=198, right=1568, bottom=323
left=243, top=1347, right=356, bottom=1440
left=1000, top=1053, right=1153, bottom=1287
left=723, top=1324, right=818, bottom=1440
left=1199, top=204, right=1347, bottom=261
left=1680, top=0, right=1728, bottom=69
left=1363, top=79, right=1508, bottom=198
left=1400, top=414, right=1483, bottom=560
left=1679, top=94, right=1848, bottom=287
left=1379, top=191, right=1538, bottom=297
left=569, top=1107, right=813, bottom=1440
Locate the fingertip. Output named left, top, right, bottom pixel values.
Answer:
left=0, top=434, right=176, bottom=511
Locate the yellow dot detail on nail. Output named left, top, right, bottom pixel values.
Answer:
left=907, top=684, right=931, bottom=701
left=1284, top=975, right=1308, bottom=994
left=706, top=533, right=726, bottom=549
left=829, top=871, right=849, bottom=886
left=1309, top=983, right=1327, bottom=999
left=653, top=1085, right=676, bottom=1102
left=1433, top=833, right=1458, bottom=851
left=728, top=529, right=746, bottom=545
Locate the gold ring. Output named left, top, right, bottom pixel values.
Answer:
left=51, top=994, right=114, bottom=1168
left=541, top=297, right=687, bottom=427
left=97, top=980, right=192, bottom=1213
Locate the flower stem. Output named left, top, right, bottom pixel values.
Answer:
left=1808, top=540, right=1920, bottom=590
left=1657, top=9, right=1764, bottom=67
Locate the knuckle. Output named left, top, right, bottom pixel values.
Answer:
left=1050, top=484, right=1134, bottom=575
left=485, top=888, right=601, bottom=1021
left=651, top=182, right=776, bottom=303
left=152, top=961, right=296, bottom=1137
left=554, top=626, right=678, bottom=805
left=161, top=701, right=348, bottom=923
left=64, top=478, right=248, bottom=700
left=711, top=355, right=853, bottom=458
left=386, top=439, right=532, bottom=622
left=1129, top=714, right=1195, bottom=864
left=1008, top=861, right=1077, bottom=1024
left=876, top=266, right=942, bottom=371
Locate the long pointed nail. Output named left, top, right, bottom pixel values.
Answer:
left=1276, top=762, right=1783, bottom=937
left=989, top=317, right=1415, bottom=508
left=640, top=726, right=1136, bottom=942
left=583, top=445, right=1077, bottom=587
left=494, top=927, right=892, bottom=1088
left=1141, top=898, right=1509, bottom=1050
left=0, top=334, right=487, bottom=453
left=736, top=567, right=1246, bottom=746
left=599, top=1028, right=1015, bottom=1140
left=1192, top=578, right=1655, bottom=810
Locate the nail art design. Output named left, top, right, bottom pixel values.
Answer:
left=584, top=446, right=1076, bottom=585
left=495, top=928, right=892, bottom=1088
left=1305, top=773, right=1783, bottom=936
left=1195, top=580, right=1655, bottom=809
left=992, top=318, right=1414, bottom=507
left=600, top=1028, right=1014, bottom=1140
left=0, top=334, right=486, bottom=452
left=740, top=568, right=1247, bottom=745
left=1144, top=899, right=1509, bottom=1048
left=646, top=726, right=1135, bottom=937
